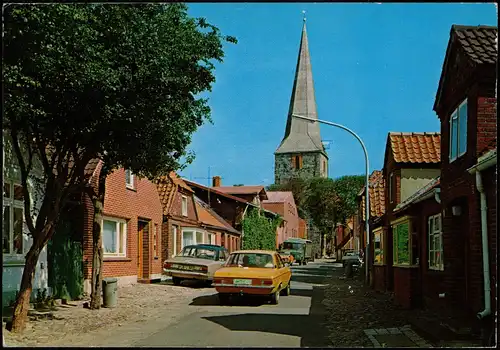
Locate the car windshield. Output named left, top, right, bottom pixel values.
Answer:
left=226, top=253, right=274, bottom=268
left=283, top=242, right=302, bottom=250
left=179, top=247, right=217, bottom=260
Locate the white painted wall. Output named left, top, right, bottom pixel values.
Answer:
left=400, top=168, right=440, bottom=202
left=3, top=134, right=48, bottom=307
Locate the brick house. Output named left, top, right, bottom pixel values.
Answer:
left=389, top=177, right=442, bottom=309
left=194, top=196, right=242, bottom=252
left=298, top=218, right=308, bottom=239
left=156, top=172, right=200, bottom=260
left=379, top=132, right=441, bottom=297
left=262, top=191, right=300, bottom=247
left=357, top=169, right=386, bottom=289
left=212, top=177, right=268, bottom=207
left=431, top=24, right=497, bottom=329
left=184, top=179, right=280, bottom=250
left=82, top=162, right=164, bottom=292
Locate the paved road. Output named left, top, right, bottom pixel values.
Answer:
left=134, top=260, right=336, bottom=347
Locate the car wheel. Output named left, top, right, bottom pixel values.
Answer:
left=204, top=280, right=213, bottom=287
left=172, top=277, right=182, bottom=286
left=219, top=293, right=230, bottom=306
left=270, top=289, right=280, bottom=305
left=281, top=281, right=291, bottom=296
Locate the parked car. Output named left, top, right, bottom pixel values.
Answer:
left=213, top=250, right=292, bottom=305
left=163, top=244, right=229, bottom=286
left=341, top=251, right=363, bottom=268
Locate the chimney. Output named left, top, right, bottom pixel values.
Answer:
left=212, top=176, right=221, bottom=187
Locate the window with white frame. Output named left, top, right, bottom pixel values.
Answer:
left=428, top=214, right=444, bottom=271
left=181, top=229, right=209, bottom=249
left=449, top=99, right=468, bottom=162
left=102, top=217, right=127, bottom=257
left=3, top=181, right=24, bottom=255
left=181, top=195, right=188, bottom=217
left=125, top=169, right=134, bottom=189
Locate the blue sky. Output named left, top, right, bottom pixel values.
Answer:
left=179, top=3, right=497, bottom=187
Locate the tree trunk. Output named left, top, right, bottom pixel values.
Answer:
left=90, top=173, right=106, bottom=310
left=8, top=241, right=42, bottom=332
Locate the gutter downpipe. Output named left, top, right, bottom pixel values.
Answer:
left=434, top=188, right=441, bottom=204
left=475, top=170, right=491, bottom=320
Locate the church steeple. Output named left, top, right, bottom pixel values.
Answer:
left=275, top=17, right=327, bottom=157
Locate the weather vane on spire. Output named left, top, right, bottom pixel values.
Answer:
left=302, top=10, right=306, bottom=22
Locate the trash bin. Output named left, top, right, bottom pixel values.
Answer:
left=102, top=277, right=118, bottom=308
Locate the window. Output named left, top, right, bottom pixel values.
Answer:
left=373, top=228, right=385, bottom=265
left=182, top=230, right=194, bottom=248
left=389, top=172, right=394, bottom=203
left=102, top=217, right=127, bottom=257
left=428, top=214, right=444, bottom=271
left=449, top=99, right=468, bottom=162
left=172, top=225, right=178, bottom=256
left=125, top=169, right=134, bottom=189
left=3, top=181, right=24, bottom=255
left=153, top=224, right=159, bottom=258
left=181, top=229, right=209, bottom=249
left=291, top=154, right=303, bottom=170
left=208, top=233, right=215, bottom=244
left=392, top=218, right=411, bottom=266
left=181, top=196, right=188, bottom=217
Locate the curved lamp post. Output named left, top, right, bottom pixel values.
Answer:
left=292, top=114, right=371, bottom=284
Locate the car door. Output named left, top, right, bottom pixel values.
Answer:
left=274, top=253, right=290, bottom=287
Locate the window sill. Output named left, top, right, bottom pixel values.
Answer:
left=393, top=264, right=419, bottom=269
left=104, top=257, right=132, bottom=262
left=126, top=186, right=137, bottom=192
left=428, top=267, right=444, bottom=272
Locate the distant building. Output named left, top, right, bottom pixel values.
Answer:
left=274, top=19, right=328, bottom=185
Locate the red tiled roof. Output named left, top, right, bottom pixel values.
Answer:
left=263, top=191, right=293, bottom=203
left=389, top=132, right=441, bottom=164
left=155, top=172, right=193, bottom=215
left=214, top=186, right=267, bottom=199
left=194, top=197, right=240, bottom=235
left=360, top=170, right=386, bottom=221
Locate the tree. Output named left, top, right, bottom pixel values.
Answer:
left=3, top=3, right=235, bottom=332
left=305, top=177, right=341, bottom=255
left=331, top=175, right=365, bottom=224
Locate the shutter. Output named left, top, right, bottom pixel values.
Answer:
left=299, top=155, right=303, bottom=169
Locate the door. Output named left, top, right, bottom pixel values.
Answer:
left=137, top=220, right=150, bottom=280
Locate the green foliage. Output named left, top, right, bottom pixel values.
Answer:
left=305, top=177, right=340, bottom=236
left=331, top=175, right=365, bottom=223
left=241, top=208, right=281, bottom=250
left=48, top=205, right=84, bottom=301
left=3, top=3, right=237, bottom=181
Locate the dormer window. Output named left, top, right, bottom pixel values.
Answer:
left=449, top=99, right=468, bottom=162
left=125, top=169, right=134, bottom=189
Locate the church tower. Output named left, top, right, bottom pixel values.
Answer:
left=274, top=17, right=328, bottom=185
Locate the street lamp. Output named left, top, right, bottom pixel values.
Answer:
left=292, top=114, right=371, bottom=284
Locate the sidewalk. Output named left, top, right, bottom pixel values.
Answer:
left=321, top=268, right=483, bottom=348
left=3, top=282, right=206, bottom=347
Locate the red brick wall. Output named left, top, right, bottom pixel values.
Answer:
left=263, top=196, right=300, bottom=242
left=393, top=267, right=419, bottom=309
left=373, top=265, right=386, bottom=292
left=83, top=168, right=163, bottom=282
left=170, top=190, right=197, bottom=221
left=475, top=96, right=497, bottom=155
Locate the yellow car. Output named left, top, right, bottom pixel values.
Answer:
left=213, top=250, right=292, bottom=305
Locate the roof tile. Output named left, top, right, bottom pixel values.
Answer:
left=453, top=25, right=497, bottom=65
left=389, top=132, right=441, bottom=164
left=360, top=170, right=386, bottom=221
